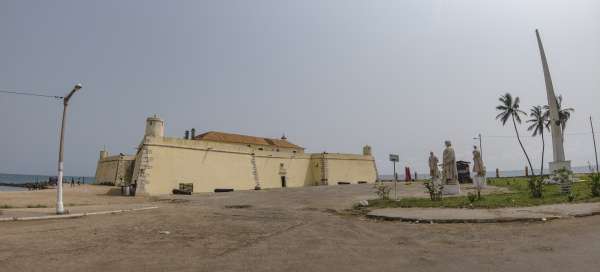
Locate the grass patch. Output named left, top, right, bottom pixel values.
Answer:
left=0, top=204, right=14, bottom=209
left=367, top=177, right=600, bottom=209
left=26, top=204, right=48, bottom=208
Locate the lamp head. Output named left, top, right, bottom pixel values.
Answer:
left=74, top=83, right=82, bottom=91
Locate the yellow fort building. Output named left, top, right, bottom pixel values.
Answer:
left=95, top=115, right=378, bottom=195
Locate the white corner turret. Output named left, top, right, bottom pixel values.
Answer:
left=99, top=150, right=109, bottom=160
left=145, top=114, right=164, bottom=138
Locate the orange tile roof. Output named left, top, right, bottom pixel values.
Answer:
left=194, top=131, right=304, bottom=149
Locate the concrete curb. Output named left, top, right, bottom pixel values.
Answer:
left=365, top=213, right=562, bottom=224
left=572, top=211, right=600, bottom=218
left=365, top=202, right=600, bottom=224
left=0, top=206, right=158, bottom=222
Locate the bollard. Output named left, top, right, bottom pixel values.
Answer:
left=525, top=166, right=529, bottom=177
left=496, top=168, right=500, bottom=178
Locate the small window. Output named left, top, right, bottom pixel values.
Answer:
left=258, top=148, right=263, bottom=151
left=276, top=149, right=280, bottom=152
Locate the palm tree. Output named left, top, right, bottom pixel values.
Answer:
left=543, top=95, right=575, bottom=138
left=496, top=93, right=535, bottom=176
left=527, top=106, right=547, bottom=177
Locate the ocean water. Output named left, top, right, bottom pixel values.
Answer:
left=0, top=173, right=95, bottom=191
left=0, top=185, right=28, bottom=192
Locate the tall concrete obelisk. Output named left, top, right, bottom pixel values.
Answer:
left=535, top=29, right=571, bottom=172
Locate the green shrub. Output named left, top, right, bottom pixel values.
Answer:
left=554, top=168, right=573, bottom=194
left=589, top=173, right=600, bottom=197
left=567, top=192, right=576, bottom=202
left=373, top=182, right=391, bottom=200
left=528, top=177, right=544, bottom=198
left=423, top=181, right=443, bottom=201
left=467, top=192, right=477, bottom=203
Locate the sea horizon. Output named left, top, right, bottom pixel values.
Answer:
left=0, top=172, right=96, bottom=190
left=1, top=165, right=594, bottom=187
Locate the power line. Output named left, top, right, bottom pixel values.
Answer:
left=0, top=90, right=63, bottom=100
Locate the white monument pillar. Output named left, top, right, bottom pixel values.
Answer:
left=535, top=29, right=571, bottom=172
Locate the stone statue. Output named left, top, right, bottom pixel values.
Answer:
left=472, top=145, right=485, bottom=177
left=442, top=141, right=458, bottom=185
left=428, top=152, right=440, bottom=179
left=472, top=145, right=486, bottom=189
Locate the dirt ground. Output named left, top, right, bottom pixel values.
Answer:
left=0, top=184, right=146, bottom=208
left=1, top=183, right=599, bottom=272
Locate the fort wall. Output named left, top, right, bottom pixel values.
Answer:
left=95, top=154, right=136, bottom=185
left=126, top=136, right=377, bottom=195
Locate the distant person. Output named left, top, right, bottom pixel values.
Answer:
left=70, top=178, right=75, bottom=187
left=404, top=167, right=412, bottom=182
left=77, top=179, right=81, bottom=186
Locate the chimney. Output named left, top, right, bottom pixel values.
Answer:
left=191, top=128, right=196, bottom=139
left=184, top=130, right=190, bottom=140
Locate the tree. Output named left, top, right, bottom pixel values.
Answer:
left=496, top=93, right=535, bottom=176
left=543, top=95, right=575, bottom=138
left=527, top=105, right=547, bottom=177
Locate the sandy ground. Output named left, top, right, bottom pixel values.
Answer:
left=1, top=183, right=599, bottom=272
left=0, top=184, right=147, bottom=208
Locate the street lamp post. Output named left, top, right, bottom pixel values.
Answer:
left=389, top=154, right=399, bottom=200
left=56, top=84, right=82, bottom=214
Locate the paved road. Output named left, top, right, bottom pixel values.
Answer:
left=1, top=184, right=599, bottom=272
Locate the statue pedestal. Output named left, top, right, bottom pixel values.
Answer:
left=549, top=160, right=571, bottom=173
left=546, top=160, right=574, bottom=187
left=443, top=183, right=460, bottom=195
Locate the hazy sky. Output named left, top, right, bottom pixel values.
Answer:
left=1, top=0, right=599, bottom=176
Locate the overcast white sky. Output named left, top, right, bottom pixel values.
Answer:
left=1, top=0, right=599, bottom=176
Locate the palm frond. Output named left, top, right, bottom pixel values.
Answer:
left=496, top=111, right=508, bottom=120
left=501, top=113, right=510, bottom=125
left=514, top=113, right=522, bottom=124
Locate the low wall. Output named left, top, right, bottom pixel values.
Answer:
left=321, top=153, right=378, bottom=184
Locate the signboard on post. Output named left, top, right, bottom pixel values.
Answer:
left=389, top=154, right=399, bottom=162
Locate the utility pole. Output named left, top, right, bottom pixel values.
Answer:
left=591, top=116, right=599, bottom=173
left=56, top=84, right=82, bottom=214
left=473, top=133, right=483, bottom=158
